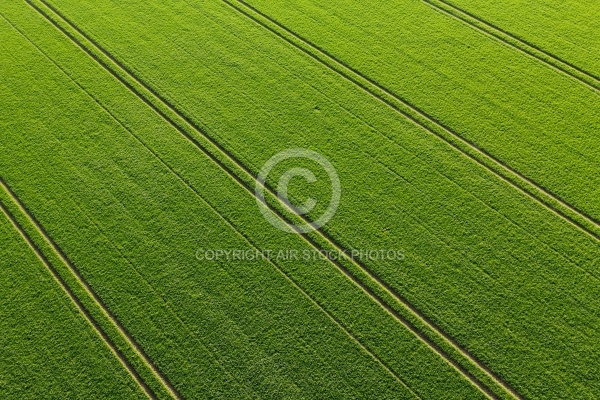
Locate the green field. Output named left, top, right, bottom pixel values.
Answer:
left=1, top=0, right=598, bottom=399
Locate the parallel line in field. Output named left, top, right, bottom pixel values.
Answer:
left=0, top=178, right=182, bottom=400
left=115, top=121, right=423, bottom=398
left=423, top=0, right=600, bottom=92
left=78, top=90, right=419, bottom=398
left=20, top=21, right=336, bottom=394
left=62, top=186, right=260, bottom=399
left=13, top=3, right=421, bottom=395
left=19, top=1, right=421, bottom=396
left=0, top=181, right=156, bottom=400
left=3, top=7, right=256, bottom=398
left=220, top=0, right=600, bottom=395
left=223, top=0, right=600, bottom=244
left=29, top=1, right=506, bottom=398
left=1, top=13, right=183, bottom=400
left=207, top=1, right=525, bottom=398
left=375, top=153, right=600, bottom=285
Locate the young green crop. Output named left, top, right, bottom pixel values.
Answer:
left=0, top=211, right=144, bottom=399
left=22, top=0, right=600, bottom=398
left=234, top=0, right=600, bottom=222
left=436, top=0, right=600, bottom=79
left=4, top=0, right=600, bottom=398
left=0, top=4, right=486, bottom=399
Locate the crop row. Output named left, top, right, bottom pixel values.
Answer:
left=436, top=0, right=600, bottom=80
left=236, top=0, right=600, bottom=223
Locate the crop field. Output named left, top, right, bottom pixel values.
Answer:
left=0, top=0, right=598, bottom=399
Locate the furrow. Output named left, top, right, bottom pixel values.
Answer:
left=423, top=0, right=600, bottom=92
left=30, top=0, right=518, bottom=398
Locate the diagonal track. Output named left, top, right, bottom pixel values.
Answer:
left=3, top=1, right=421, bottom=396
left=0, top=181, right=157, bottom=400
left=221, top=0, right=600, bottom=244
left=8, top=13, right=419, bottom=390
left=26, top=0, right=527, bottom=397
left=0, top=178, right=182, bottom=400
left=116, top=121, right=423, bottom=398
left=423, top=0, right=600, bottom=92
left=1, top=15, right=191, bottom=400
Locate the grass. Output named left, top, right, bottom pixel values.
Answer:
left=227, top=0, right=600, bottom=222
left=1, top=0, right=599, bottom=399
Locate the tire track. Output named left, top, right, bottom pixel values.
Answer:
left=9, top=1, right=420, bottom=396
left=0, top=181, right=156, bottom=400
left=7, top=3, right=423, bottom=395
left=29, top=0, right=518, bottom=398
left=123, top=132, right=423, bottom=398
left=1, top=14, right=190, bottom=400
left=0, top=175, right=181, bottom=400
left=76, top=85, right=421, bottom=397
left=224, top=0, right=600, bottom=243
left=423, top=0, right=600, bottom=92
left=56, top=178, right=261, bottom=400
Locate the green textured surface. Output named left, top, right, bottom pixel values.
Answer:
left=1, top=0, right=599, bottom=398
left=0, top=211, right=144, bottom=399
